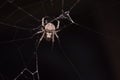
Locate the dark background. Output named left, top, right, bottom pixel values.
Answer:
left=0, top=0, right=120, bottom=80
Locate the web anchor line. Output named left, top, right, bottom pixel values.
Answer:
left=13, top=53, right=40, bottom=80
left=13, top=45, right=40, bottom=80
left=13, top=40, right=41, bottom=80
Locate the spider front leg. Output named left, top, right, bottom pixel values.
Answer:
left=56, top=20, right=60, bottom=29
left=42, top=17, right=48, bottom=27
left=32, top=30, right=44, bottom=37
left=42, top=17, right=45, bottom=26
left=55, top=32, right=59, bottom=39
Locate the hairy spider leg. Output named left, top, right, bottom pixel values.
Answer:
left=56, top=20, right=60, bottom=29
left=35, top=32, right=45, bottom=50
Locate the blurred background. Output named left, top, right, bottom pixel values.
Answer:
left=0, top=0, right=120, bottom=80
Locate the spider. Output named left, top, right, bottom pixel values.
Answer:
left=34, top=17, right=60, bottom=48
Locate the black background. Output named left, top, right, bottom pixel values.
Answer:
left=0, top=0, right=120, bottom=80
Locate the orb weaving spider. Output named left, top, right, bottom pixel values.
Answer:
left=34, top=17, right=60, bottom=48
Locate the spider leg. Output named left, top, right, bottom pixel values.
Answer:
left=36, top=32, right=45, bottom=50
left=56, top=20, right=60, bottom=29
left=42, top=17, right=45, bottom=26
left=33, top=30, right=44, bottom=37
left=45, top=20, right=48, bottom=24
left=54, top=32, right=59, bottom=39
left=42, top=17, right=49, bottom=26
left=52, top=32, right=55, bottom=43
left=51, top=32, right=55, bottom=51
left=34, top=17, right=47, bottom=30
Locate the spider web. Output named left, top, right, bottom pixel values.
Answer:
left=0, top=0, right=83, bottom=80
left=0, top=0, right=117, bottom=80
